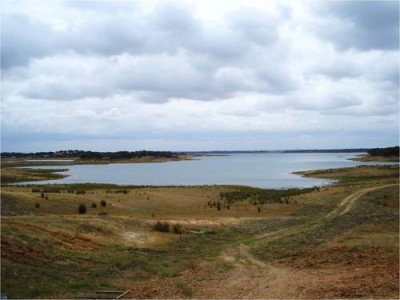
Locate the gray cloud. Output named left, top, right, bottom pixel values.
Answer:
left=229, top=7, right=280, bottom=45
left=1, top=0, right=398, bottom=151
left=1, top=13, right=58, bottom=69
left=317, top=1, right=399, bottom=50
left=65, top=0, right=138, bottom=12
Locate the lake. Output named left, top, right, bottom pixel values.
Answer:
left=17, top=152, right=395, bottom=188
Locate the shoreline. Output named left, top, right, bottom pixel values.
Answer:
left=349, top=154, right=399, bottom=162
left=3, top=153, right=397, bottom=187
left=1, top=154, right=196, bottom=167
left=0, top=155, right=197, bottom=184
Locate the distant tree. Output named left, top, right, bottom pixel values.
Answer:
left=100, top=200, right=107, bottom=207
left=91, top=203, right=97, bottom=208
left=367, top=146, right=399, bottom=157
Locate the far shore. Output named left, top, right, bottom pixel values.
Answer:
left=1, top=154, right=197, bottom=167
left=349, top=154, right=399, bottom=162
left=0, top=155, right=198, bottom=184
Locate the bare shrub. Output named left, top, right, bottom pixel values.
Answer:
left=172, top=223, right=183, bottom=234
left=154, top=221, right=170, bottom=232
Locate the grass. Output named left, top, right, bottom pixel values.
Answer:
left=296, top=164, right=399, bottom=185
left=1, top=164, right=398, bottom=298
left=251, top=185, right=399, bottom=272
left=351, top=154, right=399, bottom=162
left=1, top=168, right=68, bottom=184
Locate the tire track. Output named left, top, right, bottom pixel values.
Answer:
left=230, top=183, right=398, bottom=268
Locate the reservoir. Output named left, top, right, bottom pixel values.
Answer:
left=17, top=152, right=393, bottom=188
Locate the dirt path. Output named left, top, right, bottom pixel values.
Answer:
left=253, top=183, right=398, bottom=243
left=128, top=183, right=398, bottom=298
left=329, top=183, right=397, bottom=216
left=208, top=183, right=399, bottom=298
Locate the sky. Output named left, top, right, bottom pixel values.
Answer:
left=1, top=0, right=399, bottom=152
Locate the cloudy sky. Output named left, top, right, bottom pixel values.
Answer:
left=1, top=0, right=399, bottom=152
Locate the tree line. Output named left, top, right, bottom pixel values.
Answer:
left=1, top=150, right=182, bottom=159
left=367, top=146, right=399, bottom=157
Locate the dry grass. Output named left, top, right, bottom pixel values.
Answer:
left=1, top=185, right=301, bottom=219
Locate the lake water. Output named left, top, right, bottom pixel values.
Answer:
left=17, top=152, right=395, bottom=188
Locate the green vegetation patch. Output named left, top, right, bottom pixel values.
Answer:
left=1, top=168, right=68, bottom=184
left=208, top=186, right=319, bottom=211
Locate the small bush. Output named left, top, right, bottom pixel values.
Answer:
left=114, top=189, right=129, bottom=194
left=91, top=203, right=97, bottom=208
left=35, top=203, right=40, bottom=208
left=154, top=221, right=170, bottom=232
left=98, top=212, right=108, bottom=216
left=42, top=188, right=61, bottom=193
left=172, top=223, right=183, bottom=234
left=100, top=200, right=107, bottom=207
left=78, top=204, right=87, bottom=214
left=76, top=190, right=85, bottom=195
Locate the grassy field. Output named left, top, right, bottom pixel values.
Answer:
left=351, top=154, right=399, bottom=162
left=1, top=164, right=398, bottom=298
left=1, top=168, right=68, bottom=184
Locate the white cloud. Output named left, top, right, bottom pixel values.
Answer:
left=1, top=0, right=398, bottom=151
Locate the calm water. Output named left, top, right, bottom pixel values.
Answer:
left=17, top=152, right=394, bottom=188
